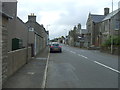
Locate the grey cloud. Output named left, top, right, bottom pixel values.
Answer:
left=17, top=0, right=119, bottom=39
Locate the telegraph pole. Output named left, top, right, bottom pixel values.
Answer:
left=46, top=24, right=50, bottom=45
left=118, top=1, right=120, bottom=90
left=111, top=0, right=114, bottom=54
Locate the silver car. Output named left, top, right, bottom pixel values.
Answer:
left=49, top=43, right=62, bottom=53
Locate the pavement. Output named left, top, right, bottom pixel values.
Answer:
left=2, top=47, right=49, bottom=88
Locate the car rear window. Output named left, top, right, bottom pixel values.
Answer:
left=52, top=44, right=59, bottom=46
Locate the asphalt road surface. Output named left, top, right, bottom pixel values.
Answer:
left=46, top=44, right=119, bottom=88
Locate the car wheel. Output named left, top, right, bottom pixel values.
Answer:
left=59, top=50, right=62, bottom=53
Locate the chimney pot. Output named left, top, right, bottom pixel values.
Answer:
left=28, top=13, right=36, bottom=22
left=104, top=8, right=109, bottom=16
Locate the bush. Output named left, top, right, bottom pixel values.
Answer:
left=102, top=36, right=120, bottom=47
left=113, top=36, right=120, bottom=45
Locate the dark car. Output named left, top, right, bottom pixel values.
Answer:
left=49, top=43, right=62, bottom=53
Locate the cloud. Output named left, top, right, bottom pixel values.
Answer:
left=17, top=0, right=119, bottom=39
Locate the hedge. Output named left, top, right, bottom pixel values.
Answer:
left=102, top=36, right=120, bottom=46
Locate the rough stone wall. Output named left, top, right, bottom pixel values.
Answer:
left=2, top=24, right=8, bottom=84
left=0, top=24, right=2, bottom=90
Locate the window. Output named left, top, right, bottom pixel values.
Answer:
left=29, top=27, right=34, bottom=32
left=115, top=20, right=120, bottom=30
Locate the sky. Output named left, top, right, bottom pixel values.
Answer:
left=17, top=0, right=119, bottom=40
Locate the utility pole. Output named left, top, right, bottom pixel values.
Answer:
left=46, top=24, right=50, bottom=31
left=111, top=0, right=113, bottom=54
left=46, top=24, right=50, bottom=45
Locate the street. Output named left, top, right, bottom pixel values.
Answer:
left=46, top=44, right=118, bottom=88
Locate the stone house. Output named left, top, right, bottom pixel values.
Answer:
left=86, top=8, right=110, bottom=47
left=0, top=9, right=12, bottom=88
left=25, top=14, right=48, bottom=56
left=7, top=16, right=28, bottom=51
left=2, top=1, right=28, bottom=51
left=100, top=8, right=120, bottom=44
left=68, top=25, right=80, bottom=46
left=68, top=30, right=75, bottom=46
left=72, top=28, right=88, bottom=48
left=86, top=14, right=106, bottom=47
left=68, top=24, right=88, bottom=47
left=86, top=7, right=120, bottom=48
left=1, top=1, right=49, bottom=87
left=79, top=29, right=88, bottom=48
left=1, top=1, right=33, bottom=86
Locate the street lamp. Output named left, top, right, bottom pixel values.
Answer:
left=46, top=24, right=50, bottom=45
left=46, top=24, right=50, bottom=31
left=64, top=29, right=68, bottom=44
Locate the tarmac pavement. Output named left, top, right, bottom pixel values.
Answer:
left=2, top=47, right=49, bottom=88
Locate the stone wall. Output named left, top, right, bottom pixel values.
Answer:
left=100, top=46, right=119, bottom=55
left=7, top=47, right=31, bottom=78
left=2, top=25, right=8, bottom=85
left=1, top=7, right=10, bottom=89
left=0, top=24, right=2, bottom=90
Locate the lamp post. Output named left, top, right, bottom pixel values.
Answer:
left=64, top=29, right=68, bottom=44
left=46, top=24, right=50, bottom=45
left=46, top=24, right=50, bottom=31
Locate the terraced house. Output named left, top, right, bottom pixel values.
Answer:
left=1, top=1, right=49, bottom=87
left=100, top=8, right=120, bottom=45
left=0, top=2, right=12, bottom=88
left=86, top=7, right=120, bottom=48
left=25, top=14, right=49, bottom=56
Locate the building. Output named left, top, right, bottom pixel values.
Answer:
left=100, top=8, right=120, bottom=45
left=1, top=1, right=48, bottom=88
left=86, top=7, right=120, bottom=49
left=1, top=1, right=33, bottom=86
left=0, top=1, right=14, bottom=86
left=67, top=24, right=88, bottom=47
left=86, top=12, right=106, bottom=47
left=0, top=10, right=12, bottom=89
left=79, top=29, right=88, bottom=48
left=2, top=1, right=28, bottom=51
left=68, top=30, right=75, bottom=46
left=25, top=14, right=49, bottom=56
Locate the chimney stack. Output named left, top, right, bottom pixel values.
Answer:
left=104, top=8, right=109, bottom=16
left=28, top=13, right=36, bottom=22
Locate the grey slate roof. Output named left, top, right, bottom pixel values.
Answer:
left=102, top=9, right=120, bottom=21
left=80, top=29, right=88, bottom=34
left=91, top=14, right=106, bottom=23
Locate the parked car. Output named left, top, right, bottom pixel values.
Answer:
left=49, top=42, right=62, bottom=53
